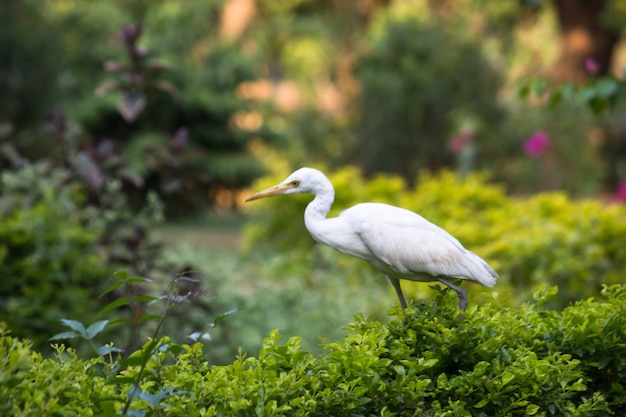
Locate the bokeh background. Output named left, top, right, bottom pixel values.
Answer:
left=2, top=0, right=626, bottom=364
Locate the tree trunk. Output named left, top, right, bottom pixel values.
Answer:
left=552, top=0, right=619, bottom=82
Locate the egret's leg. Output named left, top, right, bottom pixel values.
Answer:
left=387, top=276, right=407, bottom=309
left=437, top=277, right=467, bottom=311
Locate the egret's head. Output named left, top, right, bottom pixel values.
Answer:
left=245, top=167, right=330, bottom=202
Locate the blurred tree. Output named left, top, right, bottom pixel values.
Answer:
left=552, top=0, right=619, bottom=83
left=0, top=1, right=66, bottom=156
left=550, top=0, right=626, bottom=195
left=1, top=0, right=277, bottom=216
left=354, top=17, right=503, bottom=182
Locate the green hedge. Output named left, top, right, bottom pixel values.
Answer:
left=244, top=166, right=626, bottom=307
left=1, top=285, right=625, bottom=416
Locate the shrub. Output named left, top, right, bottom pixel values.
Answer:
left=1, top=285, right=624, bottom=415
left=0, top=163, right=110, bottom=349
left=243, top=166, right=626, bottom=307
left=0, top=161, right=166, bottom=353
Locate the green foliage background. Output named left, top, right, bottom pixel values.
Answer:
left=2, top=0, right=626, bottom=414
left=0, top=164, right=109, bottom=348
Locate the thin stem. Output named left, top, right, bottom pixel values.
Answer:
left=120, top=280, right=177, bottom=415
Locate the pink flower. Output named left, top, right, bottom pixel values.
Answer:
left=448, top=130, right=473, bottom=153
left=585, top=58, right=599, bottom=74
left=523, top=131, right=550, bottom=158
left=611, top=181, right=626, bottom=203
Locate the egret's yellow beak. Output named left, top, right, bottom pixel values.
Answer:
left=245, top=183, right=293, bottom=202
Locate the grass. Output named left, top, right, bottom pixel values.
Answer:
left=155, top=210, right=245, bottom=250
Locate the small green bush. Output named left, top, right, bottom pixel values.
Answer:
left=244, top=166, right=626, bottom=307
left=0, top=162, right=166, bottom=352
left=1, top=285, right=624, bottom=416
left=0, top=163, right=110, bottom=349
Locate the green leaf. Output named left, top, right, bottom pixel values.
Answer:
left=97, top=345, right=124, bottom=356
left=133, top=295, right=159, bottom=303
left=99, top=279, right=128, bottom=298
left=139, top=314, right=164, bottom=323
left=126, top=276, right=153, bottom=285
left=109, top=318, right=133, bottom=326
left=548, top=89, right=562, bottom=108
left=114, top=354, right=148, bottom=373
left=474, top=399, right=488, bottom=408
left=138, top=391, right=158, bottom=407
left=519, top=82, right=531, bottom=99
left=85, top=320, right=109, bottom=339
left=114, top=376, right=137, bottom=386
left=213, top=308, right=238, bottom=325
left=49, top=330, right=81, bottom=341
left=530, top=79, right=549, bottom=96
left=588, top=98, right=607, bottom=116
left=570, top=379, right=587, bottom=391
left=473, top=361, right=490, bottom=376
left=501, top=372, right=515, bottom=386
left=113, top=271, right=129, bottom=280
left=98, top=297, right=130, bottom=316
left=60, top=319, right=86, bottom=336
left=526, top=404, right=540, bottom=415
left=533, top=285, right=558, bottom=308
left=437, top=373, right=449, bottom=389
left=594, top=78, right=619, bottom=98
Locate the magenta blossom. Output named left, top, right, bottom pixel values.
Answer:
left=611, top=181, right=626, bottom=204
left=448, top=130, right=473, bottom=153
left=523, top=131, right=550, bottom=158
left=585, top=58, right=599, bottom=74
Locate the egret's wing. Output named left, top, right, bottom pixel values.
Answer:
left=343, top=203, right=497, bottom=286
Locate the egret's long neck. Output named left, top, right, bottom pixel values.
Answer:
left=303, top=185, right=334, bottom=238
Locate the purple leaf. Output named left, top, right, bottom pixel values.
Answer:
left=171, top=127, right=189, bottom=150
left=73, top=151, right=104, bottom=190
left=117, top=92, right=146, bottom=123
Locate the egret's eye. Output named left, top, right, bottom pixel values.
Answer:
left=290, top=180, right=300, bottom=187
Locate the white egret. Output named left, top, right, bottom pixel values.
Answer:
left=245, top=167, right=497, bottom=311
